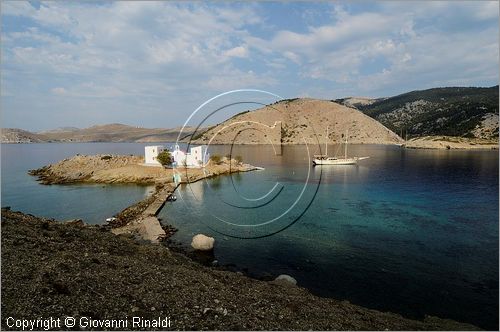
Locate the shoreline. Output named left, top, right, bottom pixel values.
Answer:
left=4, top=139, right=498, bottom=150
left=403, top=136, right=498, bottom=150
left=1, top=208, right=480, bottom=330
left=28, top=154, right=261, bottom=242
left=14, top=152, right=494, bottom=329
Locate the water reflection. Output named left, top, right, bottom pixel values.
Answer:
left=161, top=144, right=499, bottom=330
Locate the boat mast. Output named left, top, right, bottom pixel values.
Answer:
left=325, top=125, right=328, bottom=156
left=344, top=130, right=348, bottom=159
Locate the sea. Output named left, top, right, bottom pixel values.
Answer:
left=1, top=142, right=498, bottom=329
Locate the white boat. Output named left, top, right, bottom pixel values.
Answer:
left=313, top=128, right=369, bottom=166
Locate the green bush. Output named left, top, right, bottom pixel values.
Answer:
left=157, top=150, right=172, bottom=166
left=210, top=154, right=222, bottom=165
left=235, top=155, right=243, bottom=164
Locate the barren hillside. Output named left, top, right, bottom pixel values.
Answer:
left=192, top=98, right=403, bottom=145
left=1, top=128, right=47, bottom=143
left=1, top=124, right=199, bottom=143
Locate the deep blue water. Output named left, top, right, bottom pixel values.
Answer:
left=1, top=143, right=498, bottom=329
left=159, top=144, right=499, bottom=330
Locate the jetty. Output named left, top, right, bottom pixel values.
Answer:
left=108, top=163, right=259, bottom=243
left=28, top=154, right=260, bottom=243
left=112, top=184, right=178, bottom=243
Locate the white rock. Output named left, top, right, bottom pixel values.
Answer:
left=191, top=234, right=215, bottom=251
left=274, top=274, right=297, bottom=285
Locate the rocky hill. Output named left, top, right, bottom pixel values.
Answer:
left=1, top=124, right=198, bottom=143
left=192, top=98, right=402, bottom=146
left=338, top=86, right=499, bottom=140
left=1, top=128, right=47, bottom=143
left=334, top=97, right=381, bottom=109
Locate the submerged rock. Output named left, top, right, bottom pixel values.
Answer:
left=191, top=234, right=215, bottom=251
left=274, top=274, right=297, bottom=286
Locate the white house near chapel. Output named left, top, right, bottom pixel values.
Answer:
left=144, top=146, right=165, bottom=166
left=144, top=144, right=209, bottom=168
left=171, top=144, right=209, bottom=168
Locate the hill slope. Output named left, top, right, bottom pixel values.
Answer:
left=339, top=86, right=499, bottom=139
left=192, top=98, right=402, bottom=145
left=1, top=128, right=47, bottom=143
left=1, top=124, right=198, bottom=143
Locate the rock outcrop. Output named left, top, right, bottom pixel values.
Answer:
left=274, top=274, right=297, bottom=286
left=2, top=208, right=481, bottom=330
left=29, top=154, right=259, bottom=185
left=191, top=234, right=215, bottom=251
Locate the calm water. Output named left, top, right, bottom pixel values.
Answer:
left=160, top=144, right=499, bottom=330
left=1, top=143, right=157, bottom=224
left=1, top=143, right=498, bottom=329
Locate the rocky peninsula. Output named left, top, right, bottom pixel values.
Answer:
left=29, top=154, right=259, bottom=243
left=1, top=208, right=478, bottom=330
left=29, top=154, right=257, bottom=185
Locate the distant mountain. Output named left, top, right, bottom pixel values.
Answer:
left=334, top=96, right=381, bottom=109
left=337, top=86, right=499, bottom=139
left=192, top=98, right=402, bottom=145
left=1, top=124, right=199, bottom=143
left=5, top=86, right=497, bottom=144
left=1, top=128, right=47, bottom=143
left=38, top=126, right=80, bottom=134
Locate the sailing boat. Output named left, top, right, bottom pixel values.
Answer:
left=312, top=127, right=369, bottom=166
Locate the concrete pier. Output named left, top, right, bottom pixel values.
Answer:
left=112, top=164, right=258, bottom=243
left=112, top=184, right=178, bottom=243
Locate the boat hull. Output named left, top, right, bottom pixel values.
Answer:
left=312, top=157, right=369, bottom=166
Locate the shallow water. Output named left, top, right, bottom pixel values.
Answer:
left=1, top=143, right=498, bottom=329
left=1, top=143, right=156, bottom=224
left=160, top=144, right=499, bottom=330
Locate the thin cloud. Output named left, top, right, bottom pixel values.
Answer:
left=1, top=1, right=498, bottom=130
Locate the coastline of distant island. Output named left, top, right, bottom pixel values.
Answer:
left=2, top=86, right=498, bottom=150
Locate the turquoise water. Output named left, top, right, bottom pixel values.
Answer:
left=1, top=143, right=498, bottom=329
left=1, top=143, right=156, bottom=224
left=160, top=144, right=499, bottom=330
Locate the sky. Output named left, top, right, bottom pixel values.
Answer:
left=1, top=1, right=498, bottom=131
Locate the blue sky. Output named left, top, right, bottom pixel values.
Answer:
left=1, top=1, right=498, bottom=131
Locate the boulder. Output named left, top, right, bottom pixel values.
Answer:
left=274, top=274, right=297, bottom=286
left=191, top=234, right=215, bottom=251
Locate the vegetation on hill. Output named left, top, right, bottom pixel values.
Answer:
left=341, top=86, right=499, bottom=139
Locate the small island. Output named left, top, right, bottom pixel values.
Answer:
left=29, top=152, right=259, bottom=243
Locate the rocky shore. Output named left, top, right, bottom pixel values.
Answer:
left=29, top=154, right=260, bottom=243
left=404, top=136, right=498, bottom=150
left=29, top=154, right=258, bottom=185
left=1, top=208, right=479, bottom=331
left=29, top=154, right=167, bottom=185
